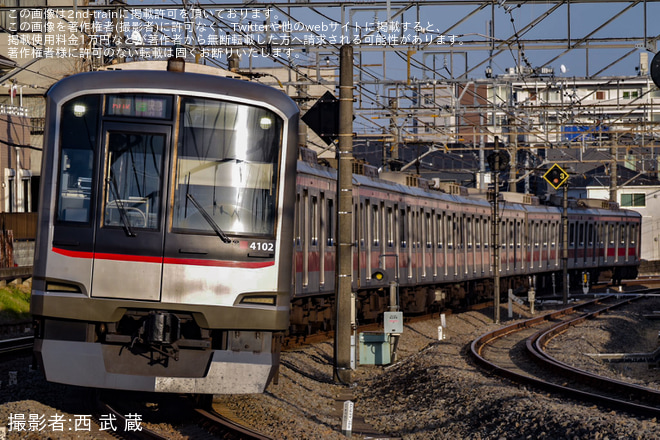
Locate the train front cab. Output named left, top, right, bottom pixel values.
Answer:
left=567, top=206, right=641, bottom=285
left=31, top=70, right=299, bottom=394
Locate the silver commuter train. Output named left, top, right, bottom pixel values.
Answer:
left=31, top=61, right=299, bottom=394
left=289, top=151, right=642, bottom=331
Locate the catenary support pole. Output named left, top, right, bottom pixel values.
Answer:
left=492, top=137, right=500, bottom=324
left=334, top=44, right=354, bottom=385
left=562, top=183, right=569, bottom=305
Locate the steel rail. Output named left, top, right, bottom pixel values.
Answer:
left=196, top=407, right=275, bottom=440
left=471, top=292, right=660, bottom=417
left=0, top=335, right=33, bottom=355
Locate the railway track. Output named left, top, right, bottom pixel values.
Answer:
left=471, top=291, right=660, bottom=417
left=94, top=392, right=275, bottom=440
left=0, top=335, right=33, bottom=356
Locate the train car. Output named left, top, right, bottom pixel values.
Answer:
left=31, top=59, right=299, bottom=394
left=291, top=149, right=641, bottom=332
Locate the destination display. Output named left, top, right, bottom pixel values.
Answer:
left=107, top=95, right=171, bottom=119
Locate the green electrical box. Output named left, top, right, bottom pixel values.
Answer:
left=359, top=332, right=391, bottom=365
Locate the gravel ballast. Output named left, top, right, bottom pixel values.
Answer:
left=1, top=297, right=659, bottom=439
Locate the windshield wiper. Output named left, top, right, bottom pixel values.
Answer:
left=106, top=176, right=136, bottom=237
left=186, top=194, right=231, bottom=244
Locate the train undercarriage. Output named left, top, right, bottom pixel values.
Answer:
left=288, top=265, right=637, bottom=335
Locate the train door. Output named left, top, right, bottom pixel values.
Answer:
left=441, top=211, right=449, bottom=277
left=484, top=214, right=491, bottom=276
left=398, top=206, right=407, bottom=281
left=319, top=192, right=327, bottom=289
left=542, top=221, right=548, bottom=269
left=449, top=212, right=457, bottom=278
left=301, top=189, right=310, bottom=289
left=406, top=206, right=414, bottom=280
left=568, top=221, right=576, bottom=269
left=587, top=223, right=595, bottom=266
left=503, top=219, right=510, bottom=274
left=91, top=123, right=169, bottom=300
left=604, top=222, right=611, bottom=265
left=474, top=216, right=481, bottom=275
left=466, top=214, right=472, bottom=276
left=293, top=189, right=302, bottom=294
left=421, top=209, right=429, bottom=280
left=620, top=223, right=628, bottom=262
left=527, top=220, right=533, bottom=271
left=383, top=202, right=396, bottom=280
left=552, top=222, right=559, bottom=268
left=353, top=198, right=371, bottom=286
left=412, top=207, right=421, bottom=283
left=431, top=210, right=438, bottom=278
left=482, top=215, right=488, bottom=274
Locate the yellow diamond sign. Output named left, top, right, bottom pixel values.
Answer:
left=543, top=164, right=569, bottom=190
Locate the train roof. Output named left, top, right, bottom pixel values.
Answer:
left=46, top=69, right=299, bottom=119
left=297, top=160, right=491, bottom=208
left=297, top=160, right=641, bottom=220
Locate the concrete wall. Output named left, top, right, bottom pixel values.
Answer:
left=13, top=240, right=33, bottom=267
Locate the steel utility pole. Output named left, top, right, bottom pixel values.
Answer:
left=562, top=183, right=569, bottom=305
left=334, top=44, right=354, bottom=385
left=492, top=136, right=501, bottom=324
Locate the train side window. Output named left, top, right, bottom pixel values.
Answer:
left=609, top=224, right=615, bottom=245
left=501, top=220, right=506, bottom=249
left=352, top=202, right=359, bottom=248
left=534, top=222, right=540, bottom=248
left=295, top=192, right=301, bottom=246
left=386, top=205, right=394, bottom=247
left=372, top=203, right=380, bottom=247
left=550, top=222, right=556, bottom=247
left=302, top=189, right=309, bottom=248
left=466, top=216, right=473, bottom=249
left=425, top=212, right=432, bottom=248
left=358, top=202, right=365, bottom=248
left=399, top=208, right=407, bottom=248
left=569, top=223, right=575, bottom=247
left=310, top=195, right=318, bottom=246
left=509, top=220, right=514, bottom=249
left=447, top=214, right=454, bottom=249
left=619, top=223, right=626, bottom=245
left=587, top=223, right=593, bottom=246
left=437, top=213, right=443, bottom=249
left=630, top=224, right=636, bottom=245
left=483, top=216, right=489, bottom=249
left=56, top=95, right=101, bottom=223
left=475, top=218, right=481, bottom=249
left=578, top=223, right=584, bottom=247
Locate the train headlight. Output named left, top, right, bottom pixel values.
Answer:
left=259, top=116, right=273, bottom=130
left=73, top=104, right=86, bottom=117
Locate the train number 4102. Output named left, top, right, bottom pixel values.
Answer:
left=249, top=242, right=274, bottom=252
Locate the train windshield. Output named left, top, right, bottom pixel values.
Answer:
left=56, top=95, right=100, bottom=223
left=172, top=97, right=283, bottom=237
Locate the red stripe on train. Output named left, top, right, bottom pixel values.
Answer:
left=52, top=247, right=274, bottom=269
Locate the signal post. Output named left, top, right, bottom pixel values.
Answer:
left=543, top=164, right=569, bottom=304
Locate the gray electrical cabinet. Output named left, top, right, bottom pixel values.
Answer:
left=384, top=311, right=403, bottom=334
